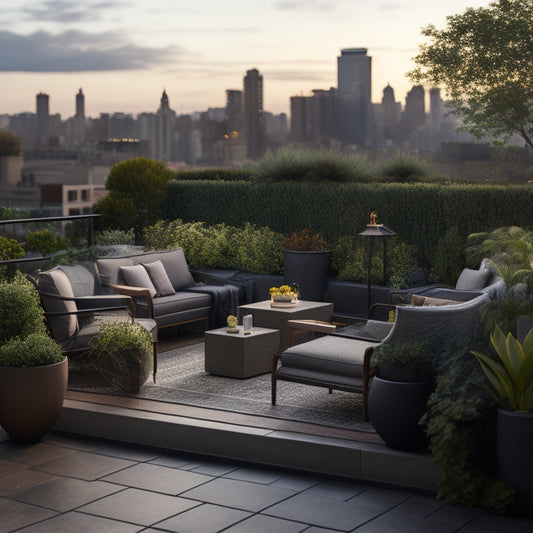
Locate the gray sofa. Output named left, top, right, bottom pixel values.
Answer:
left=95, top=248, right=239, bottom=331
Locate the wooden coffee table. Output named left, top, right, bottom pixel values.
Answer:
left=238, top=300, right=334, bottom=351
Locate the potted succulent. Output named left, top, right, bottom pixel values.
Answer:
left=471, top=325, right=533, bottom=515
left=368, top=341, right=434, bottom=451
left=0, top=273, right=67, bottom=442
left=282, top=229, right=331, bottom=302
left=87, top=321, right=153, bottom=393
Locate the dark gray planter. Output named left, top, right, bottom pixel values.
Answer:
left=497, top=409, right=533, bottom=516
left=368, top=376, right=434, bottom=451
left=283, top=250, right=331, bottom=302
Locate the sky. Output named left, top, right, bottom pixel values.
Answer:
left=0, top=0, right=492, bottom=119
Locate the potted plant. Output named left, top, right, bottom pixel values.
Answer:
left=268, top=284, right=299, bottom=304
left=471, top=325, right=533, bottom=515
left=0, top=273, right=67, bottom=442
left=87, top=321, right=153, bottom=393
left=282, top=229, right=331, bottom=302
left=368, top=341, right=434, bottom=451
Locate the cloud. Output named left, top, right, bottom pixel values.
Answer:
left=21, top=0, right=123, bottom=23
left=276, top=0, right=338, bottom=11
left=0, top=29, right=179, bottom=71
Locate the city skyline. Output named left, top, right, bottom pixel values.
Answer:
left=0, top=0, right=491, bottom=118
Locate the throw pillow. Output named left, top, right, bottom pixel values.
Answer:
left=142, top=260, right=176, bottom=297
left=156, top=249, right=195, bottom=290
left=119, top=265, right=157, bottom=298
left=412, top=294, right=460, bottom=306
left=456, top=268, right=490, bottom=290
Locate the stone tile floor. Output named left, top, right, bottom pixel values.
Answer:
left=1, top=429, right=533, bottom=532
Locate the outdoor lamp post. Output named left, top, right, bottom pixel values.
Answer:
left=359, top=211, right=396, bottom=313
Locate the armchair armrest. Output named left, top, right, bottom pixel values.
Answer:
left=287, top=319, right=346, bottom=347
left=38, top=290, right=134, bottom=317
left=109, top=283, right=154, bottom=318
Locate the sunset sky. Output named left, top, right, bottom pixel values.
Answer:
left=0, top=0, right=491, bottom=119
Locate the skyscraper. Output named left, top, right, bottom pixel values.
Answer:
left=36, top=92, right=49, bottom=147
left=76, top=88, right=85, bottom=118
left=336, top=48, right=372, bottom=146
left=242, top=68, right=265, bottom=159
left=403, top=85, right=426, bottom=130
left=225, top=89, right=243, bottom=135
left=155, top=89, right=176, bottom=161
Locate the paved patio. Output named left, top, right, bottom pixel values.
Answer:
left=1, top=429, right=533, bottom=532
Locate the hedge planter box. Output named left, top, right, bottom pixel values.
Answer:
left=0, top=358, right=68, bottom=442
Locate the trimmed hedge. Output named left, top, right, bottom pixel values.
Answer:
left=164, top=179, right=533, bottom=268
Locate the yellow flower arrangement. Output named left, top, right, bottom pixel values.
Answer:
left=269, top=284, right=299, bottom=301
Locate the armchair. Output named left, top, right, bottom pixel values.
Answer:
left=37, top=266, right=159, bottom=381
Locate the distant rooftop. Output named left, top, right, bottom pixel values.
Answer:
left=341, top=48, right=368, bottom=55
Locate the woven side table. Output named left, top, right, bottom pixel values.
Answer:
left=204, top=326, right=280, bottom=378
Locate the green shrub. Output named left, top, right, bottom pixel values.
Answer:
left=174, top=168, right=253, bottom=181
left=248, top=146, right=373, bottom=182
left=0, top=129, right=21, bottom=156
left=0, top=272, right=47, bottom=343
left=144, top=220, right=284, bottom=275
left=376, top=151, right=434, bottom=182
left=0, top=235, right=24, bottom=261
left=95, top=228, right=135, bottom=246
left=0, top=333, right=63, bottom=367
left=25, top=229, right=69, bottom=256
left=433, top=226, right=466, bottom=284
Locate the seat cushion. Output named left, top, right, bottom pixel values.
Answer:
left=138, top=291, right=211, bottom=318
left=38, top=269, right=79, bottom=343
left=280, top=335, right=377, bottom=379
left=456, top=268, right=490, bottom=290
left=142, top=260, right=176, bottom=297
left=120, top=264, right=157, bottom=298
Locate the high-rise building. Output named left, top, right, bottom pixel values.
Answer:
left=380, top=84, right=401, bottom=143
left=36, top=92, right=49, bottom=147
left=76, top=88, right=85, bottom=118
left=403, top=85, right=426, bottom=131
left=155, top=89, right=177, bottom=161
left=242, top=68, right=265, bottom=159
left=336, top=48, right=372, bottom=146
left=429, top=88, right=444, bottom=133
left=290, top=95, right=314, bottom=143
left=225, top=89, right=243, bottom=135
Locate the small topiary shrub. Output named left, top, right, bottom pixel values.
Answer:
left=376, top=151, right=433, bottom=182
left=95, top=228, right=136, bottom=246
left=0, top=333, right=63, bottom=367
left=0, top=235, right=24, bottom=261
left=25, top=229, right=69, bottom=256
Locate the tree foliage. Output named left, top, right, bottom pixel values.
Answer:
left=410, top=0, right=533, bottom=148
left=0, top=128, right=21, bottom=156
left=93, top=158, right=173, bottom=244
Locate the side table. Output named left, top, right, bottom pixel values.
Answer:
left=204, top=326, right=280, bottom=378
left=238, top=300, right=334, bottom=351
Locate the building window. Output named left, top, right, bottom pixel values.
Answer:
left=69, top=208, right=80, bottom=215
left=68, top=190, right=77, bottom=202
left=81, top=189, right=89, bottom=201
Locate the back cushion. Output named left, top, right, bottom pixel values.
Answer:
left=58, top=264, right=95, bottom=296
left=150, top=249, right=195, bottom=290
left=96, top=257, right=135, bottom=288
left=120, top=264, right=157, bottom=298
left=38, top=269, right=78, bottom=343
left=456, top=268, right=490, bottom=291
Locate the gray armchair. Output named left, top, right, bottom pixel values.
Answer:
left=37, top=265, right=159, bottom=380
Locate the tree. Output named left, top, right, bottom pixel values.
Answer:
left=93, top=158, right=174, bottom=244
left=409, top=0, right=533, bottom=148
left=0, top=129, right=21, bottom=156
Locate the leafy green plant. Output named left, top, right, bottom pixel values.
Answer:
left=0, top=235, right=24, bottom=261
left=372, top=341, right=432, bottom=381
left=95, top=228, right=135, bottom=246
left=376, top=151, right=433, bottom=182
left=0, top=272, right=47, bottom=343
left=472, top=325, right=533, bottom=411
left=25, top=229, right=69, bottom=256
left=433, top=226, right=465, bottom=284
left=0, top=333, right=63, bottom=367
left=87, top=321, right=152, bottom=393
left=0, top=128, right=21, bottom=156
left=422, top=341, right=514, bottom=513
left=281, top=229, right=328, bottom=251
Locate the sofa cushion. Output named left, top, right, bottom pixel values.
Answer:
left=96, top=257, right=135, bottom=287
left=148, top=249, right=195, bottom=290
left=142, top=260, right=176, bottom=297
left=38, top=269, right=78, bottom=343
left=456, top=268, right=490, bottom=290
left=412, top=294, right=460, bottom=306
left=58, top=264, right=95, bottom=296
left=120, top=264, right=157, bottom=298
left=280, top=336, right=376, bottom=379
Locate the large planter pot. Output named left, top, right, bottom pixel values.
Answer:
left=283, top=250, right=331, bottom=302
left=368, top=376, right=434, bottom=451
left=497, top=409, right=533, bottom=516
left=0, top=357, right=68, bottom=442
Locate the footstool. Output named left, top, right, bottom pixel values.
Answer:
left=204, top=326, right=280, bottom=378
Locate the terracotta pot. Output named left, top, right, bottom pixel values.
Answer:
left=0, top=358, right=68, bottom=442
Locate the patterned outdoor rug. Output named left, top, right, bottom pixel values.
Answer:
left=69, top=342, right=374, bottom=433
left=135, top=343, right=374, bottom=433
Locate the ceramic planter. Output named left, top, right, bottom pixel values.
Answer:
left=497, top=409, right=533, bottom=516
left=368, top=375, right=434, bottom=451
left=0, top=357, right=68, bottom=442
left=283, top=250, right=331, bottom=302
